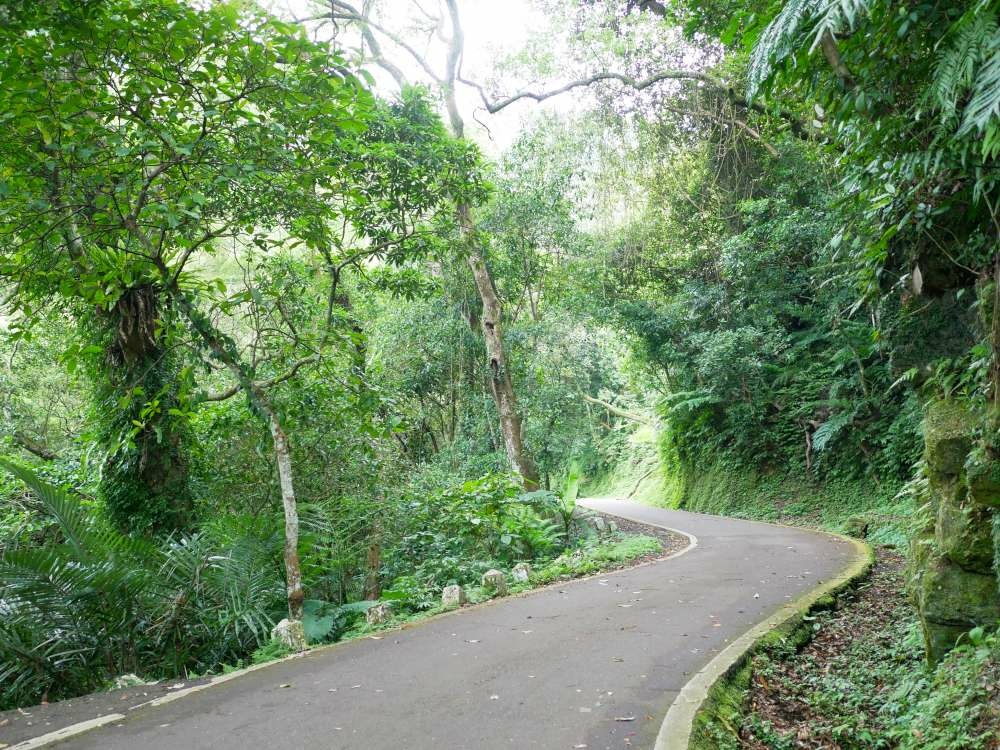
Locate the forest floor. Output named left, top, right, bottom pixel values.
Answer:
left=736, top=549, right=1000, bottom=749
left=0, top=514, right=683, bottom=748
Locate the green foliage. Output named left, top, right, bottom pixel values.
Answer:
left=531, top=534, right=662, bottom=584
left=676, top=459, right=910, bottom=547
left=738, top=603, right=1000, bottom=749
left=0, top=460, right=283, bottom=709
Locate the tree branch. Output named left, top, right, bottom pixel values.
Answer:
left=818, top=31, right=855, bottom=89
left=202, top=355, right=321, bottom=403
left=581, top=393, right=653, bottom=425
left=458, top=69, right=807, bottom=137
left=12, top=432, right=58, bottom=461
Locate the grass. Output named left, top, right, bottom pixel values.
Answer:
left=529, top=534, right=662, bottom=584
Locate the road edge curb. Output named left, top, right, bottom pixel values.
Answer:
left=653, top=529, right=873, bottom=750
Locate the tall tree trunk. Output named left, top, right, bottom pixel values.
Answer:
left=363, top=520, right=382, bottom=601
left=267, top=409, right=305, bottom=621
left=460, top=204, right=540, bottom=489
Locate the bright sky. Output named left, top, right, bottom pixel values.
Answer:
left=271, top=0, right=584, bottom=155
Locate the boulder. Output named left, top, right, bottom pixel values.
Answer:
left=481, top=569, right=508, bottom=596
left=270, top=618, right=307, bottom=651
left=441, top=584, right=467, bottom=608
left=968, top=457, right=1000, bottom=507
left=607, top=520, right=619, bottom=534
left=911, top=545, right=1000, bottom=662
left=590, top=516, right=607, bottom=534
left=112, top=673, right=146, bottom=689
left=843, top=515, right=870, bottom=539
left=511, top=562, right=532, bottom=583
left=935, top=487, right=995, bottom=574
left=923, top=400, right=974, bottom=476
left=366, top=601, right=392, bottom=626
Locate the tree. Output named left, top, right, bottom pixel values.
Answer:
left=303, top=0, right=542, bottom=489
left=0, top=0, right=377, bottom=625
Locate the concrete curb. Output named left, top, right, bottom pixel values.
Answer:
left=653, top=528, right=872, bottom=750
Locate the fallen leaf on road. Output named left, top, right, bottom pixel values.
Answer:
left=465, top=639, right=480, bottom=643
left=490, top=695, right=499, bottom=700
left=615, top=715, right=636, bottom=721
left=278, top=683, right=291, bottom=689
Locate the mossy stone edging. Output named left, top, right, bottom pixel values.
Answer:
left=654, top=531, right=873, bottom=750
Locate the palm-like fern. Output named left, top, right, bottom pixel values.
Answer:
left=0, top=459, right=283, bottom=709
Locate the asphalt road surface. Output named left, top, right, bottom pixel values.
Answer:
left=41, top=499, right=858, bottom=750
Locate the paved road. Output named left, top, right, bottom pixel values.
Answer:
left=44, top=499, right=858, bottom=750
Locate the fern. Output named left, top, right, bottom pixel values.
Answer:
left=0, top=461, right=284, bottom=709
left=812, top=410, right=855, bottom=452
left=748, top=0, right=878, bottom=96
left=928, top=7, right=1000, bottom=137
left=959, top=24, right=1000, bottom=137
left=748, top=0, right=820, bottom=97
left=809, top=0, right=870, bottom=53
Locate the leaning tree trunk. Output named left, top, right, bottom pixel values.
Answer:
left=168, top=288, right=306, bottom=632
left=459, top=204, right=540, bottom=490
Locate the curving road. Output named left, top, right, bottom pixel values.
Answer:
left=34, top=499, right=858, bottom=750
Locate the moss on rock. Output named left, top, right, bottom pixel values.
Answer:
left=968, top=456, right=1000, bottom=507
left=923, top=400, right=974, bottom=476
left=936, top=487, right=995, bottom=574
left=912, top=549, right=1000, bottom=662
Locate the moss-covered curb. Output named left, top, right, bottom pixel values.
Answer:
left=654, top=530, right=873, bottom=750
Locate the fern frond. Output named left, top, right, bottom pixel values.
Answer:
left=959, top=25, right=1000, bottom=135
left=932, top=12, right=999, bottom=126
left=748, top=0, right=820, bottom=97
left=809, top=0, right=870, bottom=53
left=0, top=458, right=90, bottom=557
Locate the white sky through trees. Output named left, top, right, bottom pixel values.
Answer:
left=270, top=0, right=586, bottom=154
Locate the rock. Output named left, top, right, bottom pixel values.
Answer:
left=608, top=520, right=618, bottom=534
left=936, top=486, right=995, bottom=574
left=481, top=569, right=508, bottom=596
left=910, top=543, right=1000, bottom=662
left=366, top=601, right=392, bottom=626
left=590, top=516, right=607, bottom=534
left=270, top=618, right=307, bottom=651
left=923, top=400, right=974, bottom=476
left=441, top=584, right=467, bottom=608
left=111, top=673, right=146, bottom=690
left=511, top=562, right=532, bottom=582
left=843, top=515, right=870, bottom=539
left=968, top=457, right=1000, bottom=507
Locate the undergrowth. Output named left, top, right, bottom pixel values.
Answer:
left=673, top=462, right=908, bottom=547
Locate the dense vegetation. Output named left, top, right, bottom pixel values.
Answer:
left=1, top=0, right=998, bottom=744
